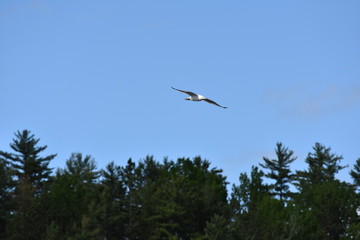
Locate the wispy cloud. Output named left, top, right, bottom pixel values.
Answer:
left=262, top=83, right=360, bottom=120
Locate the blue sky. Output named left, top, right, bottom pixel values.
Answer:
left=1, top=0, right=360, bottom=188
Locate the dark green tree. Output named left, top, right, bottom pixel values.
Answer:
left=61, top=152, right=100, bottom=183
left=101, top=161, right=125, bottom=197
left=0, top=130, right=56, bottom=191
left=0, top=159, right=15, bottom=239
left=99, top=161, right=127, bottom=240
left=295, top=142, right=345, bottom=187
left=171, top=157, right=228, bottom=239
left=342, top=222, right=360, bottom=240
left=121, top=158, right=138, bottom=239
left=6, top=178, right=49, bottom=240
left=230, top=172, right=250, bottom=216
left=260, top=142, right=296, bottom=201
left=344, top=158, right=360, bottom=240
left=3, top=134, right=359, bottom=240
left=248, top=166, right=269, bottom=208
left=0, top=130, right=57, bottom=240
left=230, top=166, right=278, bottom=240
left=46, top=153, right=101, bottom=240
left=121, top=156, right=229, bottom=240
left=294, top=180, right=358, bottom=240
left=230, top=166, right=268, bottom=216
left=294, top=143, right=356, bottom=240
left=350, top=158, right=360, bottom=188
left=205, top=214, right=231, bottom=240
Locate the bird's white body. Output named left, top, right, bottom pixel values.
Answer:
left=186, top=95, right=206, bottom=101
left=172, top=87, right=227, bottom=109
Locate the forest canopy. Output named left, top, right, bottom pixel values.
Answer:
left=0, top=130, right=359, bottom=240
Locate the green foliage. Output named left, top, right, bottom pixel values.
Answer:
left=260, top=142, right=296, bottom=201
left=294, top=180, right=358, bottom=240
left=205, top=214, right=231, bottom=240
left=350, top=158, right=360, bottom=188
left=122, top=156, right=229, bottom=240
left=0, top=159, right=14, bottom=239
left=292, top=143, right=357, bottom=240
left=1, top=131, right=359, bottom=240
left=61, top=152, right=100, bottom=183
left=342, top=222, right=360, bottom=240
left=230, top=166, right=288, bottom=240
left=6, top=178, right=50, bottom=240
left=45, top=153, right=102, bottom=239
left=0, top=130, right=57, bottom=240
left=0, top=130, right=56, bottom=191
left=99, top=161, right=127, bottom=240
left=296, top=142, right=345, bottom=187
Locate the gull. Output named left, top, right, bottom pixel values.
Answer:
left=171, top=87, right=227, bottom=109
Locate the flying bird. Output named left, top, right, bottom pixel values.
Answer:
left=171, top=87, right=227, bottom=109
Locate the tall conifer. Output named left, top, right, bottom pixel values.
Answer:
left=0, top=130, right=56, bottom=191
left=260, top=142, right=296, bottom=201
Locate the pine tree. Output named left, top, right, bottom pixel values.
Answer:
left=294, top=180, right=358, bottom=240
left=171, top=157, right=228, bottom=239
left=62, top=152, right=100, bottom=183
left=260, top=142, right=296, bottom=201
left=0, top=130, right=56, bottom=191
left=230, top=166, right=274, bottom=240
left=46, top=153, right=101, bottom=240
left=293, top=143, right=355, bottom=240
left=230, top=172, right=250, bottom=216
left=205, top=214, right=231, bottom=240
left=0, top=159, right=14, bottom=239
left=350, top=158, right=360, bottom=188
left=295, top=142, right=345, bottom=187
left=0, top=130, right=56, bottom=240
left=100, top=162, right=127, bottom=240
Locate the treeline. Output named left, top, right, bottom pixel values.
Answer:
left=0, top=130, right=359, bottom=240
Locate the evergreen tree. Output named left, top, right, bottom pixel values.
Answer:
left=2, top=134, right=359, bottom=240
left=294, top=143, right=356, bottom=240
left=101, top=161, right=125, bottom=197
left=46, top=153, right=101, bottom=240
left=62, top=152, right=100, bottom=183
left=248, top=166, right=268, bottom=208
left=295, top=142, right=345, bottom=187
left=350, top=158, right=360, bottom=188
left=294, top=180, right=358, bottom=240
left=0, top=130, right=56, bottom=191
left=100, top=161, right=127, bottom=240
left=0, top=130, right=56, bottom=240
left=205, top=214, right=231, bottom=240
left=346, top=158, right=360, bottom=240
left=118, top=156, right=229, bottom=240
left=0, top=159, right=14, bottom=239
left=230, top=166, right=274, bottom=240
left=170, top=157, right=228, bottom=239
left=260, top=142, right=296, bottom=201
left=6, top=178, right=47, bottom=240
left=121, top=158, right=138, bottom=239
left=230, top=172, right=250, bottom=216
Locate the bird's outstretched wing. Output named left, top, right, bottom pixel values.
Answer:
left=171, top=87, right=198, bottom=97
left=203, top=98, right=227, bottom=109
